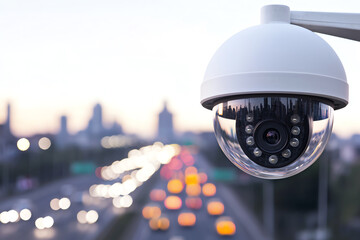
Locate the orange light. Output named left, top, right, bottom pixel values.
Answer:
left=164, top=196, right=182, bottom=210
left=158, top=217, right=170, bottom=230
left=185, top=173, right=199, bottom=185
left=198, top=172, right=208, bottom=184
left=216, top=217, right=236, bottom=236
left=185, top=197, right=202, bottom=210
left=202, top=183, right=216, bottom=197
left=178, top=212, right=196, bottom=227
left=186, top=184, right=201, bottom=197
left=142, top=205, right=161, bottom=219
left=149, top=218, right=159, bottom=230
left=167, top=179, right=183, bottom=194
left=149, top=216, right=170, bottom=231
left=185, top=166, right=197, bottom=176
left=207, top=200, right=224, bottom=215
left=150, top=189, right=166, bottom=202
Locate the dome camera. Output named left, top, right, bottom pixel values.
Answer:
left=200, top=5, right=349, bottom=179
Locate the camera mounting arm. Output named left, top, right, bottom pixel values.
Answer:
left=290, top=11, right=360, bottom=42
left=261, top=5, right=360, bottom=42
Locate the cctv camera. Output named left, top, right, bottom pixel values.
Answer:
left=200, top=5, right=349, bottom=179
left=212, top=96, right=334, bottom=179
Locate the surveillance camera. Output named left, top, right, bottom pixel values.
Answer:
left=200, top=5, right=349, bottom=179
left=211, top=96, right=334, bottom=179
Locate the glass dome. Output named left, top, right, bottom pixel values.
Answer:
left=213, top=96, right=334, bottom=179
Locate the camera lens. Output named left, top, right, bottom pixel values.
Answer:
left=254, top=120, right=289, bottom=154
left=231, top=97, right=314, bottom=171
left=264, top=129, right=280, bottom=145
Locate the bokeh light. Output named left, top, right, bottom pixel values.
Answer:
left=35, top=216, right=54, bottom=230
left=121, top=195, right=133, bottom=208
left=142, top=205, right=162, bottom=219
left=86, top=210, right=99, bottom=224
left=112, top=195, right=133, bottom=208
left=198, top=172, right=208, bottom=184
left=160, top=166, right=173, bottom=180
left=215, top=217, right=236, bottom=236
left=178, top=212, right=196, bottom=227
left=185, top=197, right=202, bottom=210
left=185, top=166, right=198, bottom=176
left=202, top=183, right=217, bottom=197
left=167, top=158, right=183, bottom=170
left=17, top=138, right=30, bottom=151
left=207, top=200, right=225, bottom=216
left=185, top=173, right=199, bottom=185
left=38, top=137, right=51, bottom=150
left=149, top=218, right=158, bottom=231
left=77, top=210, right=87, bottom=224
left=43, top=216, right=54, bottom=228
left=164, top=196, right=182, bottom=210
left=35, top=217, right=45, bottom=230
left=0, top=211, right=9, bottom=224
left=149, top=216, right=170, bottom=231
left=158, top=217, right=170, bottom=230
left=180, top=152, right=195, bottom=166
left=8, top=210, right=19, bottom=223
left=20, top=209, right=32, bottom=221
left=186, top=184, right=201, bottom=196
left=50, top=198, right=60, bottom=211
left=149, top=189, right=166, bottom=202
left=8, top=209, right=19, bottom=223
left=167, top=179, right=184, bottom=194
left=59, top=197, right=71, bottom=210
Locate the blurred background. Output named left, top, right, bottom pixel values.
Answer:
left=0, top=0, right=360, bottom=240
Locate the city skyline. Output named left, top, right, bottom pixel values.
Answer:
left=0, top=101, right=175, bottom=139
left=0, top=101, right=177, bottom=141
left=0, top=1, right=359, bottom=138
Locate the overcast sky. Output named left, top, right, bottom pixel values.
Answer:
left=0, top=0, right=359, bottom=138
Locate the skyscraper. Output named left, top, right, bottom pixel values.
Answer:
left=56, top=115, right=69, bottom=148
left=0, top=103, right=16, bottom=161
left=92, top=103, right=103, bottom=135
left=157, top=101, right=175, bottom=143
left=0, top=102, right=13, bottom=138
left=5, top=103, right=11, bottom=135
left=87, top=103, right=104, bottom=136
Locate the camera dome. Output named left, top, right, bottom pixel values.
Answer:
left=213, top=96, right=333, bottom=179
left=200, top=6, right=348, bottom=110
left=200, top=5, right=349, bottom=179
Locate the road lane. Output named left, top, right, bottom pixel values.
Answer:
left=0, top=174, right=117, bottom=240
left=130, top=153, right=261, bottom=240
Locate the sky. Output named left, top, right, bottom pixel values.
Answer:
left=0, top=0, right=359, bottom=138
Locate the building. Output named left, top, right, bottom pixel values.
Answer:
left=157, top=102, right=175, bottom=143
left=58, top=103, right=125, bottom=149
left=0, top=103, right=17, bottom=161
left=88, top=103, right=103, bottom=136
left=56, top=115, right=70, bottom=148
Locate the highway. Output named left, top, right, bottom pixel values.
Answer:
left=0, top=143, right=179, bottom=240
left=0, top=144, right=266, bottom=240
left=132, top=181, right=247, bottom=240
left=130, top=152, right=266, bottom=240
left=0, top=174, right=116, bottom=240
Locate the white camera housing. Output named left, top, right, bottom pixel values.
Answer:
left=200, top=5, right=349, bottom=179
